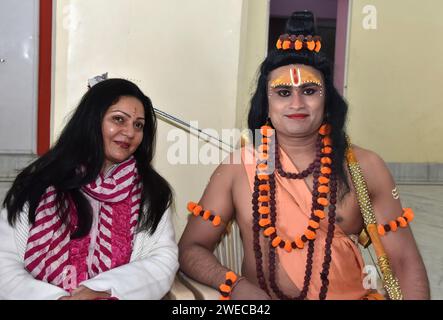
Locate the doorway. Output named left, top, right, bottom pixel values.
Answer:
left=267, top=0, right=349, bottom=94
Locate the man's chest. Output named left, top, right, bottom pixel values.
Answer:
left=232, top=170, right=364, bottom=236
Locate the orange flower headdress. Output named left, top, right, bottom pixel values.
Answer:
left=276, top=34, right=322, bottom=53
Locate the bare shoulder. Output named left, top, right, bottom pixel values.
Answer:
left=209, top=149, right=244, bottom=182
left=202, top=149, right=248, bottom=199
left=350, top=145, right=395, bottom=194
left=352, top=145, right=387, bottom=171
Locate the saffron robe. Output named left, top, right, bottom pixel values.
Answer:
left=242, top=146, right=370, bottom=300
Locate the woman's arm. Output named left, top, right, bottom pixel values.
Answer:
left=0, top=209, right=70, bottom=300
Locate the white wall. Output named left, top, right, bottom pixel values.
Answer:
left=53, top=0, right=268, bottom=238
left=346, top=0, right=443, bottom=162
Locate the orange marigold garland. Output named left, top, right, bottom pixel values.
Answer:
left=252, top=123, right=338, bottom=300
left=276, top=34, right=322, bottom=53
left=377, top=208, right=415, bottom=236
left=256, top=124, right=333, bottom=252
left=219, top=271, right=239, bottom=300
left=187, top=201, right=222, bottom=226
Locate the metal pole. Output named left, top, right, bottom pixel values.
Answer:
left=153, top=107, right=234, bottom=152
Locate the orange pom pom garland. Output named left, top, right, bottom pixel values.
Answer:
left=255, top=124, right=334, bottom=253
left=251, top=122, right=338, bottom=300
left=377, top=208, right=415, bottom=236
left=186, top=201, right=223, bottom=227
left=219, top=271, right=241, bottom=300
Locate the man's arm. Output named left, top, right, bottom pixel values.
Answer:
left=179, top=157, right=237, bottom=288
left=357, top=147, right=430, bottom=299
left=178, top=154, right=270, bottom=299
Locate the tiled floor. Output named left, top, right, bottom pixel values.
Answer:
left=398, top=185, right=443, bottom=299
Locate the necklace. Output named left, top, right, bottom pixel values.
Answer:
left=252, top=124, right=337, bottom=300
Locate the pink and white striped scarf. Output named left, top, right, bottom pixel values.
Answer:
left=24, top=157, right=142, bottom=290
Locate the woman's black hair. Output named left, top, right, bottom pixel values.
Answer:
left=248, top=11, right=350, bottom=194
left=3, top=78, right=173, bottom=237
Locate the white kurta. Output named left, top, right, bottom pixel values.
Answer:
left=0, top=204, right=179, bottom=300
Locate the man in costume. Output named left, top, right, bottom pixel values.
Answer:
left=178, top=12, right=429, bottom=300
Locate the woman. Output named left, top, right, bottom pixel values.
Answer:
left=0, top=79, right=178, bottom=300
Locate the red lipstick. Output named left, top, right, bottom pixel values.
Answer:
left=115, top=141, right=130, bottom=149
left=286, top=113, right=309, bottom=120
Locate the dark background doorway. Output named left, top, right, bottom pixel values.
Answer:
left=268, top=0, right=338, bottom=66
left=268, top=0, right=348, bottom=94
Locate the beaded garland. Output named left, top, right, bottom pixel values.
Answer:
left=276, top=34, right=322, bottom=53
left=219, top=271, right=239, bottom=300
left=187, top=201, right=222, bottom=227
left=252, top=124, right=337, bottom=300
left=377, top=208, right=414, bottom=236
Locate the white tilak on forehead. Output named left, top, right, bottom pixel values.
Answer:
left=290, top=65, right=302, bottom=87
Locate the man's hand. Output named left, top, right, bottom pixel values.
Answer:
left=58, top=285, right=112, bottom=300
left=230, top=278, right=271, bottom=300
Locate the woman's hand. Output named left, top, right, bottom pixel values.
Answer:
left=58, top=285, right=112, bottom=300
